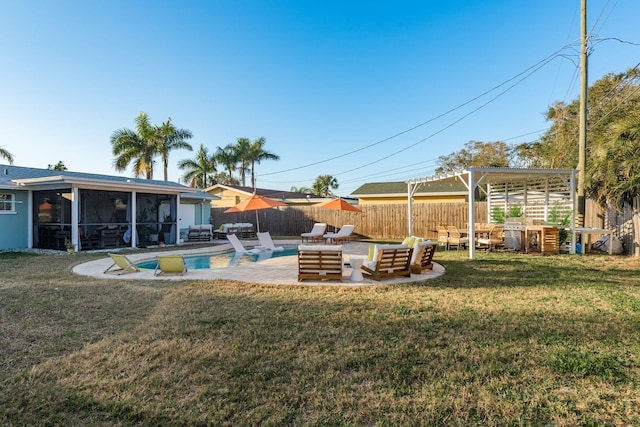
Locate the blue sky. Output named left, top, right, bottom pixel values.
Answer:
left=2, top=1, right=639, bottom=196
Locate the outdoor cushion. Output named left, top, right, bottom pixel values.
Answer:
left=364, top=244, right=408, bottom=270
left=402, top=236, right=416, bottom=248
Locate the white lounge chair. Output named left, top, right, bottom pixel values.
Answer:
left=227, top=233, right=262, bottom=254
left=301, top=223, right=327, bottom=243
left=256, top=231, right=284, bottom=251
left=323, top=225, right=356, bottom=244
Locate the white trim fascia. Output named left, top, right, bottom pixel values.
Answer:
left=13, top=176, right=194, bottom=194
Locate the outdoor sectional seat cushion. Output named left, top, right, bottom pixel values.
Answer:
left=363, top=244, right=408, bottom=271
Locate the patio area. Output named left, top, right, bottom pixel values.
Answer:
left=72, top=240, right=445, bottom=285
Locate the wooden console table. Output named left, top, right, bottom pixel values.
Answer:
left=525, top=225, right=559, bottom=255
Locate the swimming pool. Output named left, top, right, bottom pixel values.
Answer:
left=136, top=246, right=298, bottom=270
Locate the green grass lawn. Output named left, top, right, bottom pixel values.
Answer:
left=1, top=249, right=639, bottom=426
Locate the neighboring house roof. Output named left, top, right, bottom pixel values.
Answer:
left=180, top=189, right=220, bottom=201
left=205, top=184, right=327, bottom=203
left=0, top=165, right=207, bottom=197
left=350, top=181, right=468, bottom=198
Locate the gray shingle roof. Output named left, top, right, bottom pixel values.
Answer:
left=0, top=165, right=189, bottom=190
left=213, top=184, right=325, bottom=200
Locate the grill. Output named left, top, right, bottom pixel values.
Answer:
left=503, top=222, right=526, bottom=250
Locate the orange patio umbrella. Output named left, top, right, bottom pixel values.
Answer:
left=317, top=197, right=362, bottom=232
left=224, top=194, right=287, bottom=232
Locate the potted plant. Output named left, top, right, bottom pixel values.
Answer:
left=547, top=204, right=573, bottom=252
left=64, top=238, right=76, bottom=253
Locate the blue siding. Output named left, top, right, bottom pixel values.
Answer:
left=0, top=191, right=29, bottom=250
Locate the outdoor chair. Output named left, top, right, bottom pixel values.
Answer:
left=227, top=233, right=262, bottom=254
left=301, top=223, right=327, bottom=243
left=361, top=244, right=413, bottom=281
left=154, top=255, right=187, bottom=276
left=298, top=245, right=344, bottom=282
left=446, top=225, right=469, bottom=250
left=476, top=225, right=505, bottom=250
left=436, top=225, right=449, bottom=250
left=323, top=225, right=356, bottom=244
left=256, top=231, right=284, bottom=251
left=410, top=241, right=436, bottom=274
left=104, top=253, right=140, bottom=275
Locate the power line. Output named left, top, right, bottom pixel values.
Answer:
left=328, top=50, right=568, bottom=178
left=259, top=43, right=579, bottom=178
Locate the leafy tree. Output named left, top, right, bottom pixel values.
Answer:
left=436, top=140, right=513, bottom=174
left=111, top=112, right=158, bottom=179
left=178, top=144, right=216, bottom=188
left=312, top=175, right=338, bottom=197
left=1, top=146, right=15, bottom=164
left=156, top=117, right=193, bottom=181
left=47, top=161, right=67, bottom=171
left=246, top=137, right=279, bottom=188
left=588, top=112, right=640, bottom=256
left=215, top=144, right=238, bottom=184
left=537, top=68, right=640, bottom=169
left=213, top=172, right=239, bottom=186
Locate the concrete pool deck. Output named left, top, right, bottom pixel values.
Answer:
left=72, top=240, right=445, bottom=286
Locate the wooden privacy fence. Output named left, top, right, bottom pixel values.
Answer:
left=212, top=199, right=635, bottom=254
left=211, top=203, right=489, bottom=240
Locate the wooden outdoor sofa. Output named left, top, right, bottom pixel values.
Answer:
left=410, top=241, right=436, bottom=274
left=298, top=245, right=343, bottom=282
left=361, top=244, right=413, bottom=281
left=187, top=224, right=213, bottom=242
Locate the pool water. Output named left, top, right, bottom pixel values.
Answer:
left=136, top=246, right=298, bottom=270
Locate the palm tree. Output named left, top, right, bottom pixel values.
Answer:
left=0, top=146, right=14, bottom=164
left=312, top=175, right=339, bottom=197
left=215, top=144, right=238, bottom=184
left=178, top=144, right=217, bottom=188
left=234, top=138, right=252, bottom=187
left=156, top=117, right=193, bottom=181
left=247, top=137, right=279, bottom=188
left=588, top=112, right=640, bottom=256
left=290, top=185, right=312, bottom=194
left=111, top=112, right=157, bottom=179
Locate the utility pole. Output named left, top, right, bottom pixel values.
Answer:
left=577, top=0, right=588, bottom=227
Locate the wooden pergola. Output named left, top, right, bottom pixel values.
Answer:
left=407, top=167, right=577, bottom=259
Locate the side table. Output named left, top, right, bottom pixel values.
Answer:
left=349, top=256, right=366, bottom=282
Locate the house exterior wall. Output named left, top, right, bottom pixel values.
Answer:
left=208, top=188, right=245, bottom=208
left=357, top=194, right=466, bottom=205
left=0, top=190, right=29, bottom=250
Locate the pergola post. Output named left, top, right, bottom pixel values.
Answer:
left=407, top=182, right=413, bottom=236
left=468, top=169, right=476, bottom=260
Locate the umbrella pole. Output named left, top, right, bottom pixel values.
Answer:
left=255, top=210, right=260, bottom=233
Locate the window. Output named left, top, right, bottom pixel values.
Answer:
left=0, top=193, right=15, bottom=213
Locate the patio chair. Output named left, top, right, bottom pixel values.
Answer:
left=476, top=225, right=505, bottom=250
left=436, top=225, right=449, bottom=250
left=323, top=225, right=356, bottom=244
left=446, top=225, right=469, bottom=250
left=410, top=241, right=436, bottom=274
left=227, top=233, right=262, bottom=254
left=298, top=244, right=344, bottom=282
left=154, top=255, right=187, bottom=276
left=361, top=244, right=413, bottom=281
left=256, top=231, right=284, bottom=251
left=301, top=223, right=327, bottom=243
left=104, top=253, right=140, bottom=275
